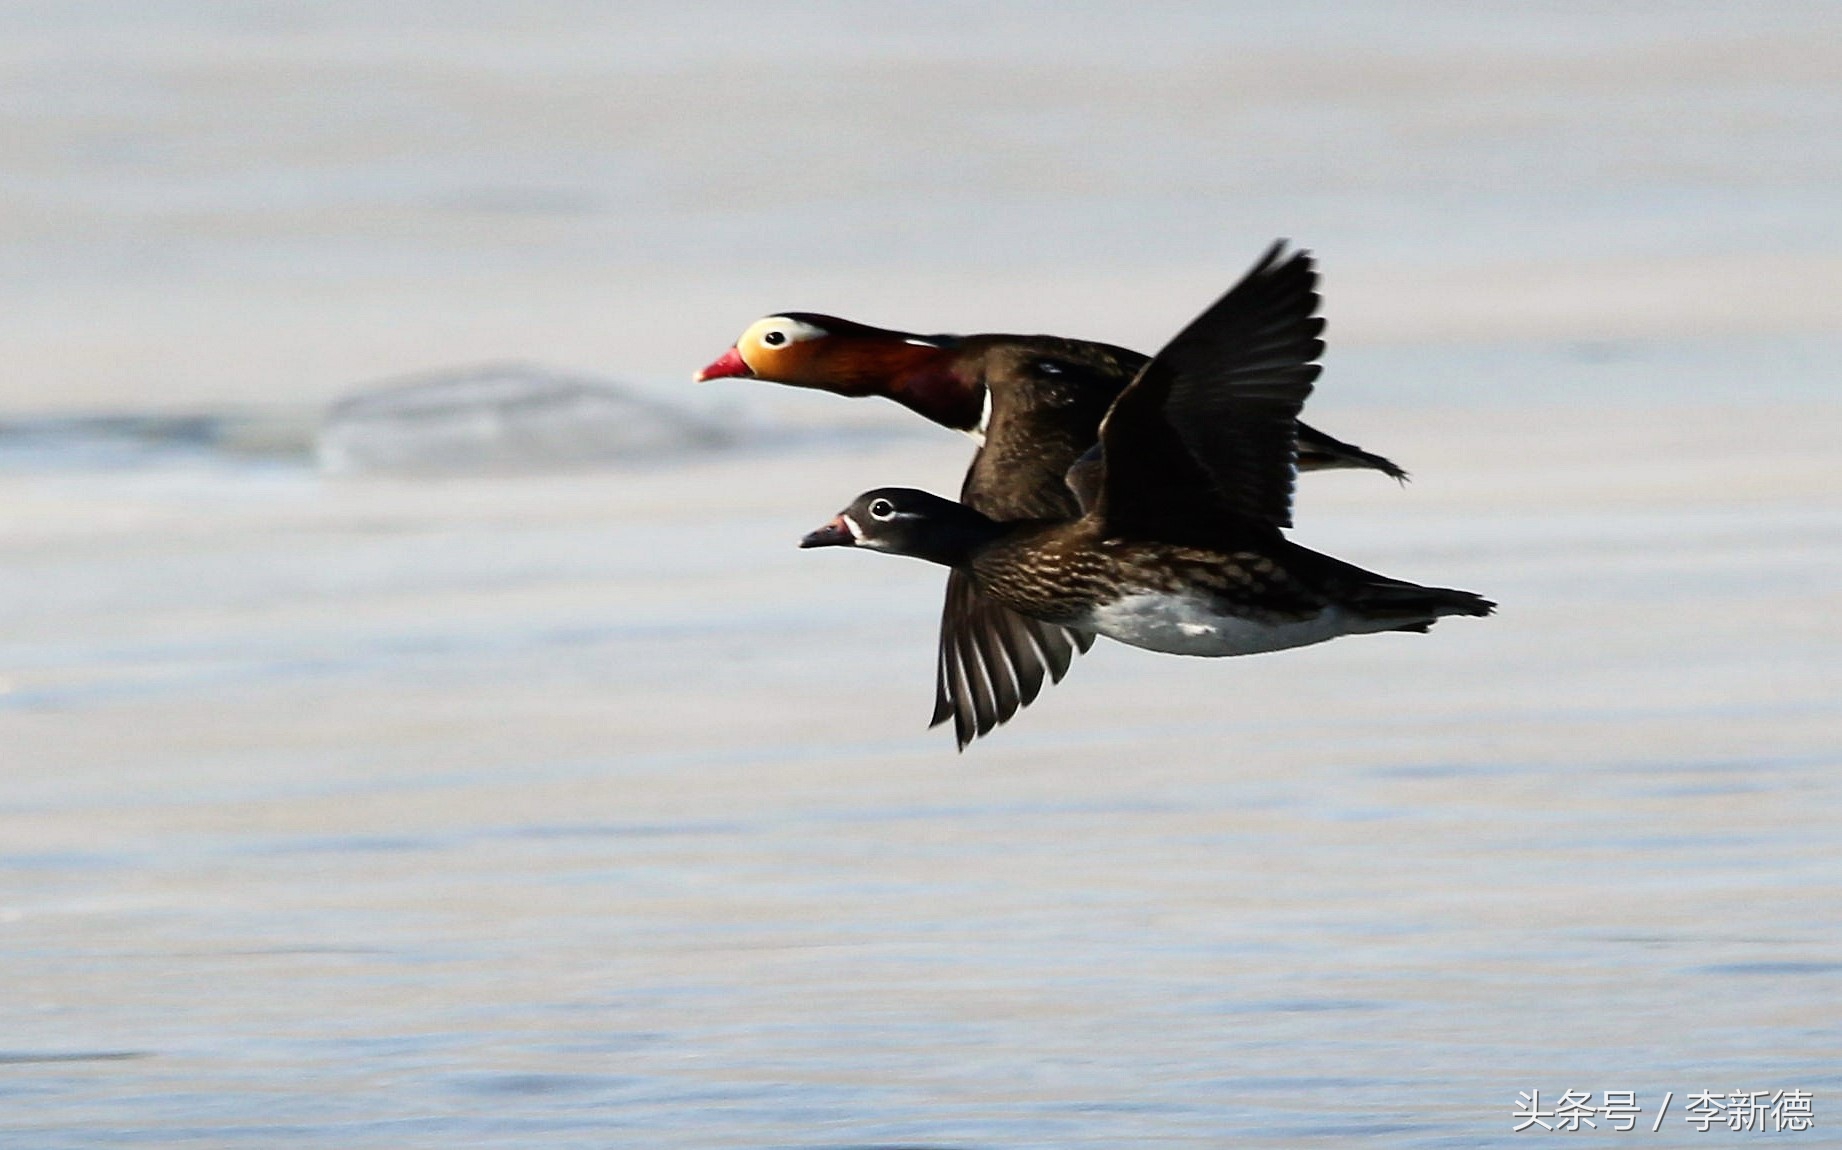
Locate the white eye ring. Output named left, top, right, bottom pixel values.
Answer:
left=868, top=498, right=896, bottom=521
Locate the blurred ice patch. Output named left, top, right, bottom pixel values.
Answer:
left=0, top=412, right=316, bottom=471
left=317, top=364, right=733, bottom=475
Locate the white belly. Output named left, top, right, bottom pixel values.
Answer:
left=1081, top=592, right=1391, bottom=657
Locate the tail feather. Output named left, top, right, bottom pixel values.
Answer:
left=1279, top=539, right=1493, bottom=631
left=1354, top=581, right=1496, bottom=624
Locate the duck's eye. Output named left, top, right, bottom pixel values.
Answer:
left=868, top=498, right=896, bottom=521
left=1034, top=360, right=1066, bottom=375
left=762, top=330, right=787, bottom=347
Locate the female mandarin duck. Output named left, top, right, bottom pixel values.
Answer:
left=696, top=245, right=1410, bottom=748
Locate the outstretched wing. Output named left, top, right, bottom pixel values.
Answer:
left=930, top=569, right=1093, bottom=751
left=930, top=397, right=1102, bottom=750
left=1094, top=242, right=1324, bottom=538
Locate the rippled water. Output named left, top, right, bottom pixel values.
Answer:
left=2, top=386, right=1838, bottom=1147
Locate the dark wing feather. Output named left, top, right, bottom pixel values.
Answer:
left=1296, top=420, right=1408, bottom=480
left=930, top=569, right=1092, bottom=751
left=1094, top=242, right=1323, bottom=538
left=927, top=396, right=1104, bottom=750
left=931, top=607, right=975, bottom=748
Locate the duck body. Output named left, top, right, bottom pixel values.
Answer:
left=979, top=529, right=1375, bottom=658
left=807, top=489, right=1491, bottom=661
left=951, top=338, right=1140, bottom=518
left=983, top=530, right=1488, bottom=658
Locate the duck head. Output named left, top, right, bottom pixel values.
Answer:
left=799, top=487, right=1006, bottom=568
left=695, top=313, right=985, bottom=435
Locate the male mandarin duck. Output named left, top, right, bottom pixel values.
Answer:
left=697, top=246, right=1412, bottom=748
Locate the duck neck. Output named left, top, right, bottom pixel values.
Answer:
left=823, top=334, right=983, bottom=433
left=903, top=504, right=1015, bottom=568
left=889, top=354, right=983, bottom=435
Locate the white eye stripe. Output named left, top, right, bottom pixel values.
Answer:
left=748, top=316, right=828, bottom=349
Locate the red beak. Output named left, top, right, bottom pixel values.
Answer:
left=799, top=516, right=856, bottom=549
left=693, top=346, right=753, bottom=382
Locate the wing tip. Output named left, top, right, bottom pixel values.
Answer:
left=930, top=600, right=1097, bottom=750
